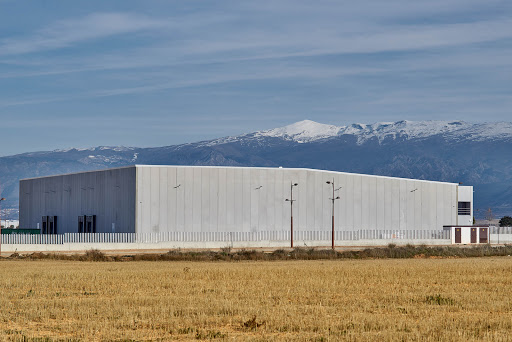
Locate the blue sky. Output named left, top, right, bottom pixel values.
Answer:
left=0, top=0, right=511, bottom=156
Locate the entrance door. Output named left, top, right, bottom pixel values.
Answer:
left=455, top=228, right=461, bottom=243
left=78, top=216, right=85, bottom=233
left=41, top=216, right=48, bottom=234
left=479, top=228, right=488, bottom=243
left=471, top=228, right=477, bottom=243
left=86, top=215, right=96, bottom=233
left=48, top=216, right=55, bottom=234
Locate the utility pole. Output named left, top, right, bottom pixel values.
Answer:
left=326, top=179, right=341, bottom=250
left=285, top=182, right=298, bottom=248
left=485, top=207, right=494, bottom=222
left=486, top=207, right=495, bottom=243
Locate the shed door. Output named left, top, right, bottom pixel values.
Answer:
left=471, top=228, right=477, bottom=243
left=455, top=228, right=461, bottom=243
left=479, top=228, right=488, bottom=244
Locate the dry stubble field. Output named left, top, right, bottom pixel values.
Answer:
left=0, top=257, right=511, bottom=341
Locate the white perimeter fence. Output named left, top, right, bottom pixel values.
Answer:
left=490, top=226, right=512, bottom=234
left=1, top=229, right=451, bottom=245
left=489, top=226, right=512, bottom=243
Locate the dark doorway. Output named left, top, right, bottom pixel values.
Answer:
left=78, top=216, right=85, bottom=233
left=41, top=216, right=48, bottom=234
left=42, top=216, right=57, bottom=234
left=455, top=228, right=461, bottom=243
left=85, top=215, right=96, bottom=233
left=471, top=228, right=477, bottom=243
left=479, top=228, right=488, bottom=243
left=48, top=216, right=56, bottom=234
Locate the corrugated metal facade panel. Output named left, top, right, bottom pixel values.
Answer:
left=19, top=167, right=136, bottom=233
left=134, top=166, right=459, bottom=234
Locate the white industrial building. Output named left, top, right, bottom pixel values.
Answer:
left=18, top=165, right=474, bottom=247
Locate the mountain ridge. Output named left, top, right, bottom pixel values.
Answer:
left=193, top=119, right=512, bottom=147
left=1, top=119, right=511, bottom=219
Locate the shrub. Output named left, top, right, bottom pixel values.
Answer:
left=425, top=294, right=455, bottom=306
left=81, top=249, right=110, bottom=262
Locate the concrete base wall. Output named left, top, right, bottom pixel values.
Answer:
left=1, top=239, right=452, bottom=253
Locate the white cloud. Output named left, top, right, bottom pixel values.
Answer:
left=2, top=11, right=511, bottom=78
left=0, top=12, right=167, bottom=55
left=0, top=1, right=511, bottom=138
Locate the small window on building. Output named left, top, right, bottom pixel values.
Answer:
left=458, top=202, right=471, bottom=216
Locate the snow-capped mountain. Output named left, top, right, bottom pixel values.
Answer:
left=257, top=119, right=470, bottom=143
left=1, top=119, right=511, bottom=219
left=52, top=146, right=136, bottom=153
left=248, top=119, right=512, bottom=144
left=258, top=120, right=342, bottom=143
left=199, top=119, right=512, bottom=147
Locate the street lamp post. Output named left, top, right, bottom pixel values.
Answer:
left=326, top=179, right=340, bottom=250
left=285, top=182, right=298, bottom=248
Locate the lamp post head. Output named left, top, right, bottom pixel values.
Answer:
left=293, top=183, right=298, bottom=186
left=335, top=196, right=340, bottom=200
left=326, top=181, right=331, bottom=185
left=285, top=199, right=290, bottom=202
